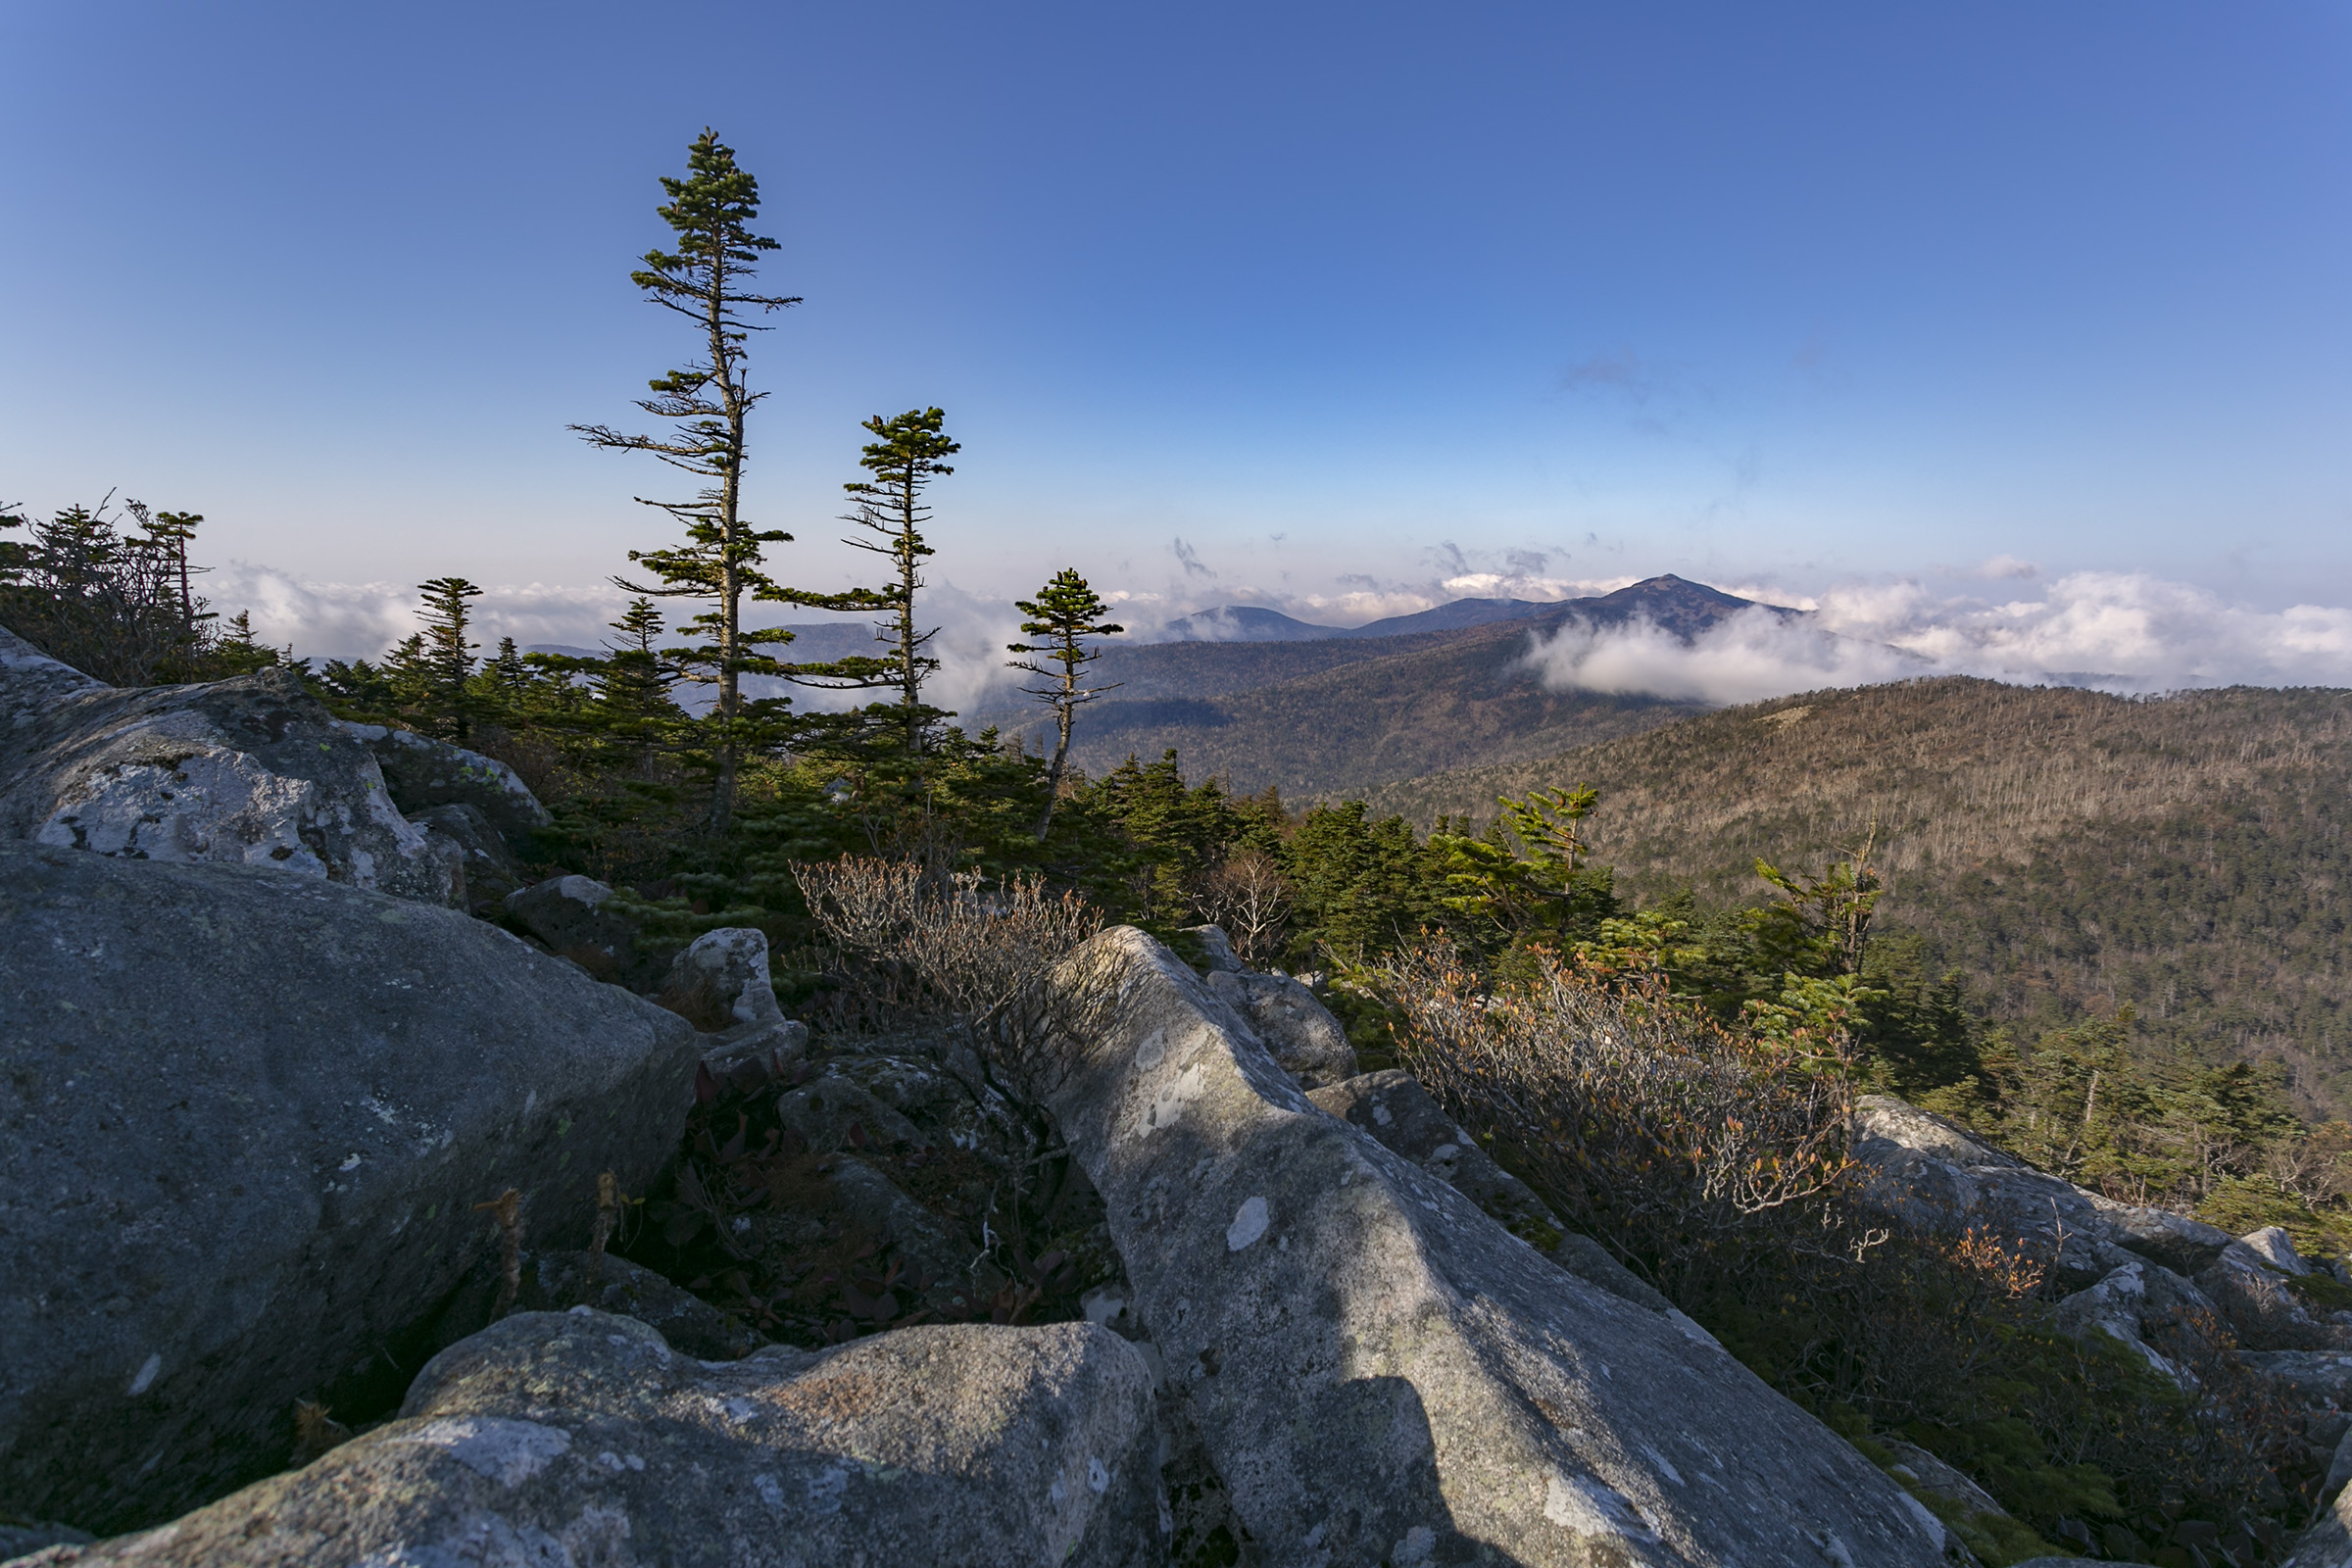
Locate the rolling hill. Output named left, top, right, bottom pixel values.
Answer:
left=1364, top=677, right=2352, bottom=1117
left=962, top=575, right=1775, bottom=795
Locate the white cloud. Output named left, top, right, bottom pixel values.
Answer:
left=1814, top=571, right=2352, bottom=690
left=1525, top=607, right=1926, bottom=706
left=917, top=584, right=1029, bottom=721
left=213, top=564, right=633, bottom=661
left=1524, top=571, right=2352, bottom=707
left=218, top=555, right=2352, bottom=715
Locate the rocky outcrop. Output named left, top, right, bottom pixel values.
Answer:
left=2240, top=1351, right=2352, bottom=1405
left=1033, top=925, right=1947, bottom=1567
left=2280, top=1482, right=2352, bottom=1568
left=1851, top=1095, right=2236, bottom=1287
left=1206, top=967, right=1357, bottom=1088
left=0, top=1523, right=91, bottom=1563
left=0, top=629, right=454, bottom=904
left=1307, top=1071, right=1724, bottom=1349
left=410, top=800, right=525, bottom=909
left=659, top=926, right=809, bottom=1073
left=1182, top=923, right=1246, bottom=972
left=1310, top=1069, right=1562, bottom=1248
left=2201, top=1238, right=2337, bottom=1346
left=0, top=624, right=106, bottom=722
left=775, top=1075, right=922, bottom=1151
left=0, top=841, right=702, bottom=1534
left=2050, top=1257, right=2219, bottom=1380
left=335, top=719, right=551, bottom=848
left=25, top=1310, right=1163, bottom=1568
left=504, top=872, right=666, bottom=989
left=504, top=1250, right=767, bottom=1363
left=2245, top=1225, right=2318, bottom=1277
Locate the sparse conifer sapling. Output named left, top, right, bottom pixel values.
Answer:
left=776, top=408, right=961, bottom=760
left=1006, top=568, right=1123, bottom=839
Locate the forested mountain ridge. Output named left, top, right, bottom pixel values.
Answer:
left=1157, top=593, right=1566, bottom=642
left=961, top=574, right=1771, bottom=793
left=1367, top=676, right=2352, bottom=1116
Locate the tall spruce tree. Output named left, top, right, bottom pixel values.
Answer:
left=571, top=129, right=802, bottom=832
left=776, top=408, right=960, bottom=758
left=136, top=506, right=205, bottom=630
left=1006, top=567, right=1123, bottom=838
left=413, top=575, right=482, bottom=740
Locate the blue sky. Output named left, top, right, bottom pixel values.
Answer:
left=3, top=2, right=2349, bottom=672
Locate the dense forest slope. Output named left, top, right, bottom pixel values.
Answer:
left=962, top=575, right=1763, bottom=793
left=1367, top=677, right=2352, bottom=1115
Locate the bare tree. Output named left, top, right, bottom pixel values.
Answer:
left=1194, top=847, right=1293, bottom=966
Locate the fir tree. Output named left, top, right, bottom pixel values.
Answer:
left=1006, top=567, right=1122, bottom=838
left=136, top=506, right=205, bottom=631
left=413, top=575, right=482, bottom=740
left=571, top=129, right=803, bottom=832
left=213, top=609, right=280, bottom=676
left=596, top=598, right=685, bottom=766
left=777, top=409, right=960, bottom=759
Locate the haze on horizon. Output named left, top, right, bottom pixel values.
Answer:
left=4, top=2, right=2349, bottom=699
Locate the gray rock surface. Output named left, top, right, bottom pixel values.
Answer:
left=1883, top=1439, right=2004, bottom=1520
left=1205, top=967, right=1357, bottom=1088
left=2285, top=1482, right=2352, bottom=1567
left=2246, top=1224, right=2316, bottom=1276
left=1851, top=1095, right=2233, bottom=1286
left=0, top=841, right=702, bottom=1534
left=2199, top=1240, right=2336, bottom=1348
left=660, top=926, right=810, bottom=1075
left=1308, top=1073, right=1720, bottom=1347
left=1181, top=923, right=1245, bottom=972
left=0, top=622, right=105, bottom=721
left=2051, top=1259, right=2217, bottom=1380
left=825, top=1155, right=981, bottom=1306
left=2241, top=1350, right=2352, bottom=1404
left=24, top=1310, right=1163, bottom=1568
left=1309, top=1069, right=1562, bottom=1248
left=504, top=872, right=664, bottom=989
left=2326, top=1423, right=2352, bottom=1500
left=0, top=635, right=453, bottom=905
left=334, top=719, right=552, bottom=847
left=775, top=1076, right=921, bottom=1152
left=517, top=1250, right=766, bottom=1362
left=410, top=801, right=523, bottom=909
left=1034, top=925, right=1946, bottom=1568
left=2095, top=1200, right=2237, bottom=1277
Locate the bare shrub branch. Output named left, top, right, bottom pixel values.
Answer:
left=1369, top=934, right=1860, bottom=1291
left=791, top=856, right=1105, bottom=1052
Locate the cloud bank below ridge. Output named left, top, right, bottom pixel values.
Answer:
left=1525, top=570, right=2352, bottom=707
left=212, top=559, right=2352, bottom=717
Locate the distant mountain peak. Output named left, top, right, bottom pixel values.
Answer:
left=1150, top=575, right=1791, bottom=647
left=1155, top=606, right=1345, bottom=643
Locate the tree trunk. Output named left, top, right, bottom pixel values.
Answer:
left=898, top=468, right=920, bottom=756
left=709, top=250, right=741, bottom=836
left=1036, top=696, right=1075, bottom=842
